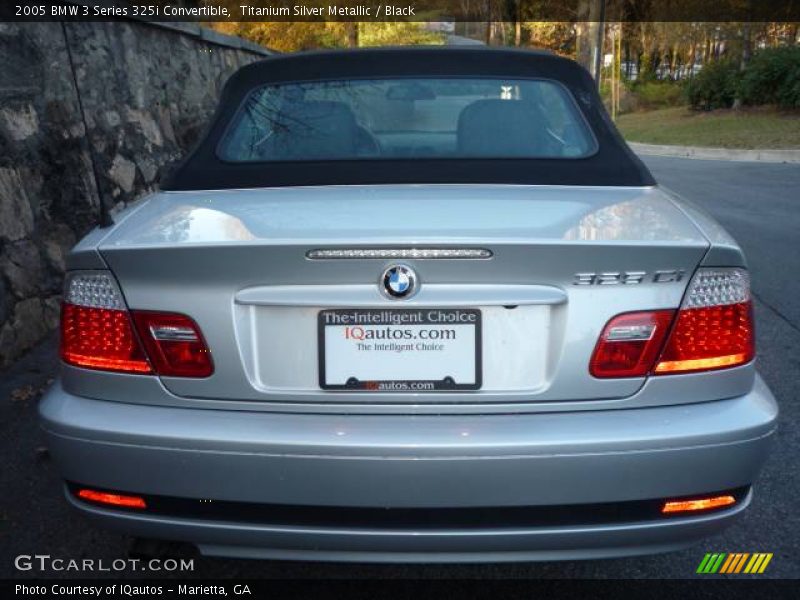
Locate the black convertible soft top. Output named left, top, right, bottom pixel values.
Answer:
left=162, top=47, right=655, bottom=190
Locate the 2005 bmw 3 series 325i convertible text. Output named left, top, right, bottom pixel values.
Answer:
left=40, top=47, right=777, bottom=562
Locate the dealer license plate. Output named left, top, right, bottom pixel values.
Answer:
left=319, top=308, right=481, bottom=391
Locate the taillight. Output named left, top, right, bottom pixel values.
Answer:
left=654, top=268, right=754, bottom=375
left=131, top=311, right=213, bottom=377
left=590, top=310, right=675, bottom=378
left=590, top=268, right=755, bottom=378
left=60, top=271, right=212, bottom=377
left=61, top=273, right=152, bottom=374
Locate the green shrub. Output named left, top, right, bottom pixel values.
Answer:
left=634, top=81, right=685, bottom=109
left=739, top=46, right=800, bottom=108
left=686, top=60, right=740, bottom=110
left=600, top=78, right=684, bottom=115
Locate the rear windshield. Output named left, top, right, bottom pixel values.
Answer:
left=218, top=78, right=597, bottom=162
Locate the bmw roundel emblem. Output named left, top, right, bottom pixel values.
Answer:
left=381, top=264, right=418, bottom=299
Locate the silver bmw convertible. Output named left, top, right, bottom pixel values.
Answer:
left=40, top=47, right=777, bottom=562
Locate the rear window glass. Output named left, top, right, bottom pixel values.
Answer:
left=218, top=78, right=597, bottom=162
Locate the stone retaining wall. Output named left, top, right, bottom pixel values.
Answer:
left=0, top=21, right=270, bottom=366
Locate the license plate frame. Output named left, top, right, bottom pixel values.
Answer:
left=318, top=308, right=482, bottom=392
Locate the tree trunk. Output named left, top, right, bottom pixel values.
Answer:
left=345, top=22, right=358, bottom=48
left=615, top=28, right=622, bottom=118
left=670, top=44, right=679, bottom=79
left=651, top=51, right=660, bottom=78
left=624, top=41, right=631, bottom=79
left=733, top=14, right=753, bottom=110
left=576, top=0, right=603, bottom=80
left=740, top=23, right=752, bottom=69
left=637, top=23, right=652, bottom=80
left=688, top=42, right=697, bottom=78
left=592, top=0, right=606, bottom=85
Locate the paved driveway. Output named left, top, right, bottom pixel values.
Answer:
left=1, top=156, right=798, bottom=579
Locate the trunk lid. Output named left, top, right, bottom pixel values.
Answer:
left=99, top=184, right=709, bottom=404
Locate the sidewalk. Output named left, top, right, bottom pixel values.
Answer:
left=629, top=142, right=800, bottom=164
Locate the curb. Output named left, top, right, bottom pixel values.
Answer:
left=628, top=142, right=800, bottom=164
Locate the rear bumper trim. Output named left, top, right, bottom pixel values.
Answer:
left=65, top=482, right=751, bottom=529
left=65, top=488, right=754, bottom=563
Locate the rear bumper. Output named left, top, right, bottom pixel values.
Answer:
left=64, top=488, right=753, bottom=562
left=40, top=376, right=778, bottom=562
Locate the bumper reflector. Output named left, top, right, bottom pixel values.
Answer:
left=77, top=488, right=147, bottom=510
left=661, top=494, right=736, bottom=514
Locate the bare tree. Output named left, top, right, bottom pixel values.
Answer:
left=345, top=22, right=358, bottom=48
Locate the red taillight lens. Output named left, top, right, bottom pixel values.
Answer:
left=77, top=488, right=147, bottom=509
left=132, top=311, right=214, bottom=378
left=61, top=303, right=152, bottom=374
left=590, top=310, right=675, bottom=378
left=654, top=301, right=754, bottom=374
left=60, top=272, right=212, bottom=378
left=654, top=269, right=754, bottom=375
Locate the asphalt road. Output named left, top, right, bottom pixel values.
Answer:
left=1, top=156, right=798, bottom=580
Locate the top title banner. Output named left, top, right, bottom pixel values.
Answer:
left=3, top=0, right=799, bottom=22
